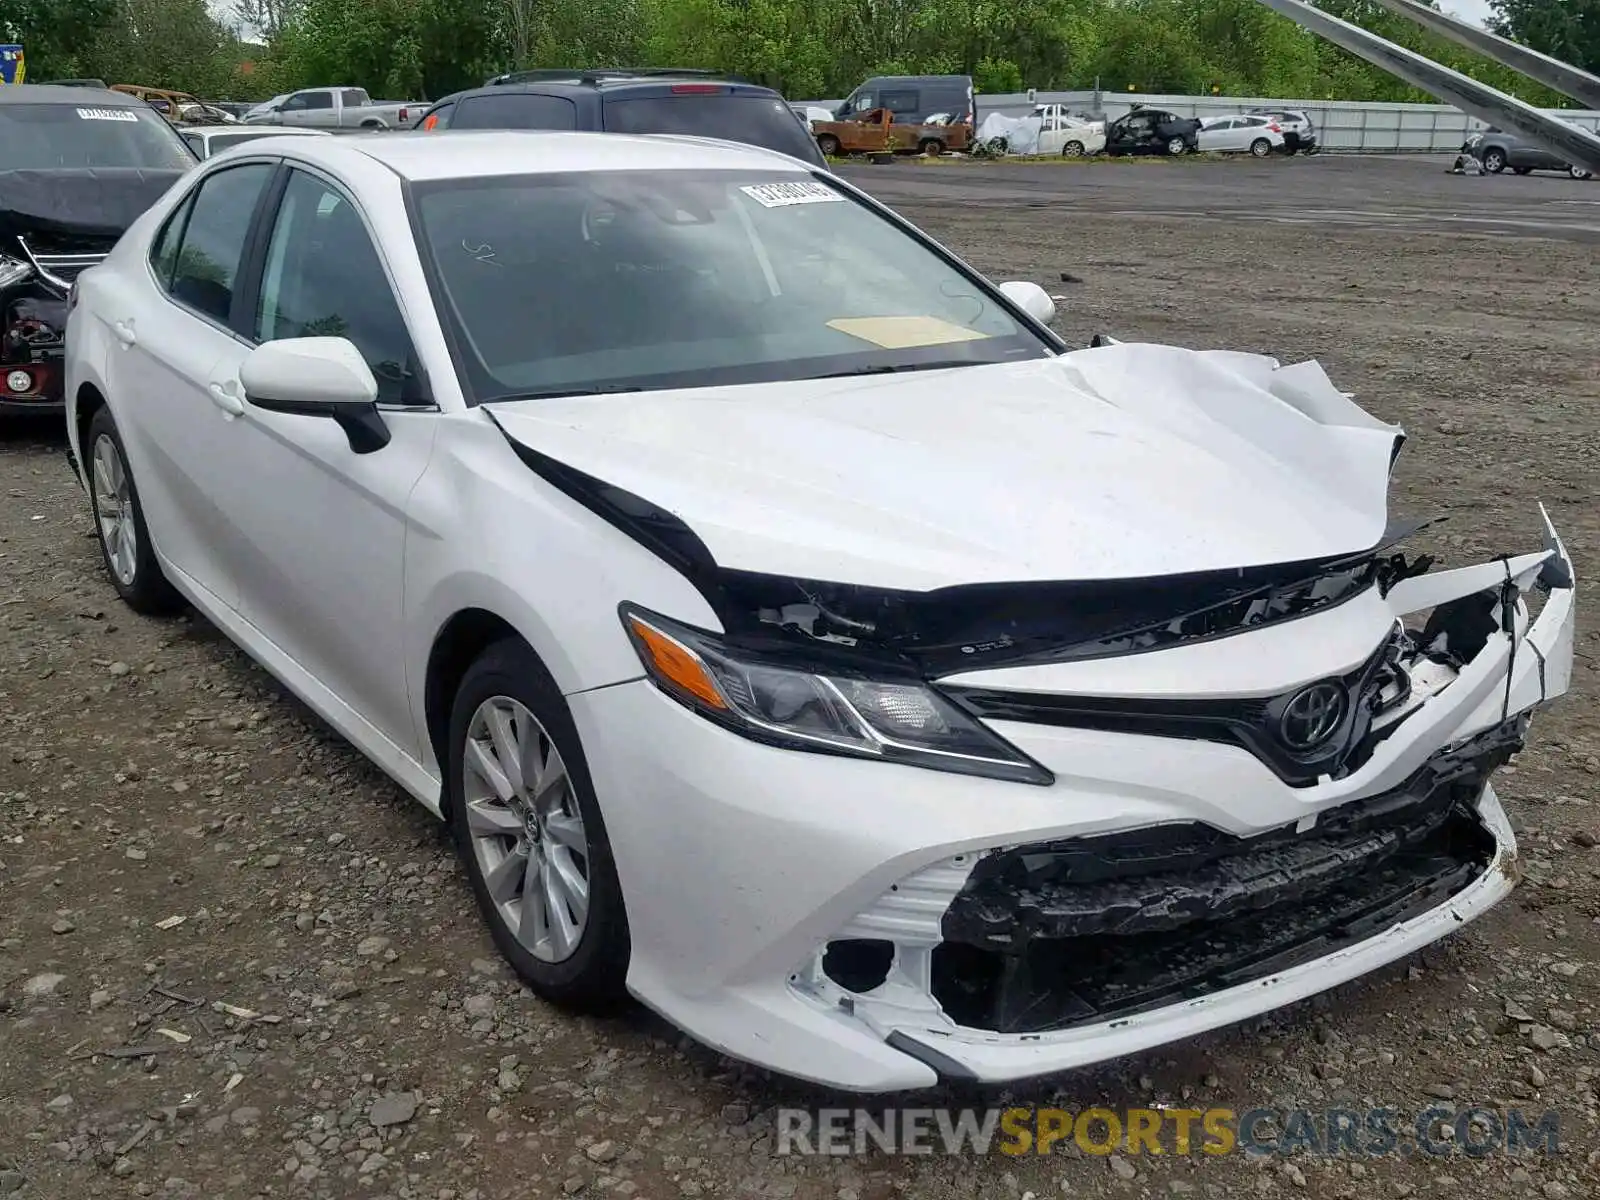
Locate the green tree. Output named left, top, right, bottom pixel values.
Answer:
left=1, top=0, right=119, bottom=80
left=1490, top=0, right=1600, bottom=73
left=79, top=0, right=240, bottom=96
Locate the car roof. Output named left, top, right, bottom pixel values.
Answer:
left=432, top=75, right=785, bottom=110
left=0, top=84, right=147, bottom=108
left=268, top=129, right=816, bottom=181
left=198, top=126, right=329, bottom=138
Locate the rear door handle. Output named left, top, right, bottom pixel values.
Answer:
left=207, top=381, right=245, bottom=417
left=112, top=320, right=137, bottom=348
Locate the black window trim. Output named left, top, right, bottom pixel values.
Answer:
left=144, top=158, right=284, bottom=343
left=236, top=162, right=437, bottom=412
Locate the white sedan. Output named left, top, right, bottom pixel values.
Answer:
left=65, top=131, right=1575, bottom=1092
left=1197, top=113, right=1287, bottom=156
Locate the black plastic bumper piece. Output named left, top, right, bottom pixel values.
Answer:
left=931, top=722, right=1519, bottom=1035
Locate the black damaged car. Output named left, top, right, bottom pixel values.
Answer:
left=1104, top=106, right=1203, bottom=157
left=1, top=85, right=195, bottom=417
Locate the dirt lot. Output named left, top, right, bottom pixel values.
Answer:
left=3, top=155, right=1599, bottom=1200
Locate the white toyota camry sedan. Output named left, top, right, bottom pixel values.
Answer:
left=65, top=131, right=1575, bottom=1092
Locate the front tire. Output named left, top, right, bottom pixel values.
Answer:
left=86, top=407, right=182, bottom=616
left=1483, top=148, right=1506, bottom=173
left=447, top=638, right=630, bottom=1007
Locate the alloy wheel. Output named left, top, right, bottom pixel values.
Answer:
left=461, top=695, right=590, bottom=963
left=92, top=433, right=137, bottom=586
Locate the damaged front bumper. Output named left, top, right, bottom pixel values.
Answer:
left=571, top=508, right=1573, bottom=1092
left=0, top=284, right=69, bottom=414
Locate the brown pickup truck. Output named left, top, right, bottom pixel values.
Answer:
left=811, top=108, right=972, bottom=158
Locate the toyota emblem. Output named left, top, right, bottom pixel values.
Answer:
left=1279, top=681, right=1347, bottom=751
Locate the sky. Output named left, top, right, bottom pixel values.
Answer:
left=1444, top=1, right=1495, bottom=27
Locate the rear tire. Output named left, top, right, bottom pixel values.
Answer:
left=1062, top=140, right=1085, bottom=158
left=817, top=133, right=841, bottom=157
left=1571, top=165, right=1594, bottom=180
left=446, top=638, right=631, bottom=1008
left=918, top=137, right=944, bottom=156
left=1165, top=135, right=1187, bottom=156
left=1249, top=138, right=1272, bottom=158
left=86, top=407, right=183, bottom=616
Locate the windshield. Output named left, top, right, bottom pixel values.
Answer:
left=0, top=103, right=196, bottom=169
left=414, top=169, right=1051, bottom=402
left=603, top=94, right=827, bottom=167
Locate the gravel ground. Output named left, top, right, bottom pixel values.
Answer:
left=3, top=157, right=1599, bottom=1200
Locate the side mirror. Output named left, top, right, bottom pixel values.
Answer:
left=998, top=280, right=1056, bottom=326
left=240, top=337, right=390, bottom=454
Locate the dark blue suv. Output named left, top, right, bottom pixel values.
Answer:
left=415, top=69, right=828, bottom=169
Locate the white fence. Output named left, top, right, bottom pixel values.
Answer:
left=796, top=90, right=1600, bottom=154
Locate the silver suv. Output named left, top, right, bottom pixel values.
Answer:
left=1248, top=108, right=1317, bottom=154
left=1468, top=127, right=1594, bottom=179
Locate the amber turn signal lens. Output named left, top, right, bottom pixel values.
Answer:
left=626, top=616, right=728, bottom=710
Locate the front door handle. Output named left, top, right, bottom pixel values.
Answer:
left=112, top=320, right=137, bottom=348
left=207, top=381, right=245, bottom=417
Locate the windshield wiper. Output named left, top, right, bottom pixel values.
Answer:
left=806, top=359, right=986, bottom=381
left=482, top=385, right=646, bottom=403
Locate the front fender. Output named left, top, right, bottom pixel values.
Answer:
left=402, top=413, right=723, bottom=778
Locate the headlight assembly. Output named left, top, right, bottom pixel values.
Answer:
left=621, top=605, right=1053, bottom=785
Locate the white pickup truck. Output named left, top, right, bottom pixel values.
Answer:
left=1033, top=103, right=1107, bottom=156
left=246, top=87, right=422, bottom=130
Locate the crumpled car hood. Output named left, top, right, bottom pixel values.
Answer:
left=487, top=344, right=1403, bottom=592
left=0, top=168, right=187, bottom=242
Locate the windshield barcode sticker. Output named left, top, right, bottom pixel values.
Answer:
left=740, top=181, right=842, bottom=208
left=76, top=107, right=140, bottom=122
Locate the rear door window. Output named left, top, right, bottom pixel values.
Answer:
left=602, top=93, right=826, bottom=167
left=450, top=93, right=578, bottom=130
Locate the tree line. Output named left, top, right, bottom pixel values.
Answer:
left=4, top=0, right=1595, bottom=108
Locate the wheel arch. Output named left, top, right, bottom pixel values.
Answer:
left=423, top=607, right=525, bottom=813
left=73, top=381, right=108, bottom=484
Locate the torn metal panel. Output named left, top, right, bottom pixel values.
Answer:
left=1250, top=0, right=1600, bottom=176
left=1367, top=0, right=1600, bottom=112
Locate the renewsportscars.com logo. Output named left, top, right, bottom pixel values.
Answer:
left=775, top=1106, right=1563, bottom=1158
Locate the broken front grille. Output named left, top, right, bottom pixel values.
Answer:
left=17, top=234, right=112, bottom=292
left=947, top=626, right=1417, bottom=787
left=926, top=722, right=1519, bottom=1035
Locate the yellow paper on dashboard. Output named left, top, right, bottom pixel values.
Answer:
left=826, top=316, right=990, bottom=349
